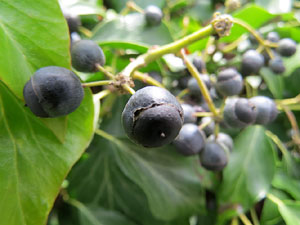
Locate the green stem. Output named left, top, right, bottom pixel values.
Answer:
left=122, top=84, right=136, bottom=95
left=132, top=71, right=164, bottom=88
left=239, top=213, right=253, bottom=225
left=265, top=130, right=290, bottom=156
left=250, top=208, right=260, bottom=225
left=121, top=25, right=215, bottom=77
left=78, top=26, right=92, bottom=37
left=180, top=49, right=219, bottom=117
left=93, top=89, right=111, bottom=101
left=95, top=64, right=115, bottom=80
left=95, top=129, right=118, bottom=143
left=82, top=80, right=112, bottom=87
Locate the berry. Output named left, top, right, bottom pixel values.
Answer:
left=122, top=86, right=183, bottom=148
left=23, top=66, right=84, bottom=118
left=267, top=32, right=280, bottom=43
left=64, top=13, right=81, bottom=34
left=241, top=50, right=264, bottom=76
left=187, top=75, right=211, bottom=97
left=216, top=68, right=243, bottom=96
left=200, top=141, right=228, bottom=171
left=71, top=40, right=105, bottom=73
left=208, top=133, right=233, bottom=152
left=249, top=96, right=278, bottom=125
left=145, top=5, right=163, bottom=26
left=173, top=123, right=206, bottom=156
left=277, top=38, right=297, bottom=57
left=223, top=98, right=257, bottom=128
left=200, top=117, right=215, bottom=136
left=268, top=57, right=285, bottom=74
left=192, top=56, right=205, bottom=73
left=181, top=103, right=197, bottom=124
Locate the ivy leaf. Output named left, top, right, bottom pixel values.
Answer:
left=219, top=126, right=276, bottom=210
left=0, top=82, right=95, bottom=225
left=92, top=13, right=173, bottom=52
left=260, top=67, right=285, bottom=99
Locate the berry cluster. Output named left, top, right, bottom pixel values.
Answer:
left=23, top=7, right=296, bottom=173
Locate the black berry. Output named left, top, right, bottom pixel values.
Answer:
left=145, top=5, right=163, bottom=26
left=193, top=56, right=205, bottom=73
left=187, top=75, right=211, bottom=97
left=71, top=40, right=105, bottom=72
left=241, top=50, right=264, bottom=76
left=268, top=57, right=285, bottom=74
left=64, top=13, right=81, bottom=34
left=277, top=38, right=297, bottom=57
left=200, top=141, right=228, bottom=171
left=23, top=66, right=84, bottom=118
left=208, top=133, right=233, bottom=152
left=181, top=103, right=197, bottom=124
left=173, top=123, right=206, bottom=156
left=267, top=32, right=280, bottom=43
left=249, top=96, right=278, bottom=125
left=216, top=68, right=243, bottom=96
left=122, top=86, right=183, bottom=148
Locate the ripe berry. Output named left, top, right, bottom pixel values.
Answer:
left=200, top=141, right=228, bottom=171
left=23, top=66, right=84, bottom=118
left=268, top=57, right=285, bottom=74
left=64, top=13, right=81, bottom=34
left=181, top=103, right=197, bottom=124
left=193, top=56, right=205, bottom=73
left=122, top=86, right=183, bottom=148
left=208, top=133, right=233, bottom=152
left=173, top=123, right=206, bottom=156
left=267, top=32, right=280, bottom=43
left=71, top=40, right=105, bottom=72
left=241, top=50, right=264, bottom=76
left=145, top=5, right=163, bottom=26
left=187, top=75, right=211, bottom=97
left=223, top=98, right=257, bottom=128
left=216, top=68, right=243, bottom=96
left=277, top=38, right=297, bottom=57
left=249, top=96, right=278, bottom=125
left=200, top=117, right=215, bottom=136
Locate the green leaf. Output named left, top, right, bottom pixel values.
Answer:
left=219, top=126, right=276, bottom=210
left=272, top=169, right=300, bottom=200
left=260, top=67, right=285, bottom=99
left=260, top=189, right=289, bottom=225
left=0, top=0, right=70, bottom=99
left=284, top=68, right=300, bottom=97
left=67, top=199, right=137, bottom=225
left=0, top=82, right=95, bottom=225
left=68, top=133, right=204, bottom=222
left=92, top=13, right=173, bottom=52
left=268, top=194, right=300, bottom=225
left=282, top=45, right=300, bottom=77
left=221, top=5, right=276, bottom=42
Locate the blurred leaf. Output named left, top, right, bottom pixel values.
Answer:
left=92, top=13, right=173, bottom=52
left=59, top=0, right=104, bottom=15
left=272, top=169, right=300, bottom=200
left=282, top=45, right=300, bottom=77
left=268, top=194, right=300, bottom=225
left=255, top=0, right=292, bottom=14
left=284, top=68, right=300, bottom=97
left=260, top=189, right=289, bottom=225
left=187, top=0, right=213, bottom=22
left=221, top=5, right=276, bottom=42
left=260, top=67, right=284, bottom=99
left=105, top=0, right=165, bottom=12
left=219, top=126, right=276, bottom=210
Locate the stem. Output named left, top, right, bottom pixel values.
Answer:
left=121, top=25, right=215, bottom=77
left=122, top=84, right=136, bottom=94
left=132, top=71, right=164, bottom=88
left=238, top=213, right=253, bottom=225
left=231, top=217, right=239, bottom=225
left=82, top=80, right=112, bottom=87
left=176, top=88, right=189, bottom=100
left=93, top=89, right=111, bottom=101
left=193, top=112, right=214, bottom=117
left=222, top=34, right=247, bottom=53
left=281, top=105, right=300, bottom=145
left=95, top=64, right=115, bottom=80
left=78, top=26, right=92, bottom=37
left=231, top=18, right=275, bottom=59
left=95, top=129, right=118, bottom=143
left=180, top=49, right=219, bottom=117
left=198, top=119, right=212, bottom=130
left=265, top=130, right=290, bottom=156
left=127, top=1, right=144, bottom=13
left=250, top=208, right=260, bottom=225
left=214, top=122, right=220, bottom=138
left=267, top=193, right=283, bottom=206
left=276, top=94, right=300, bottom=106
